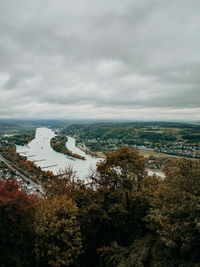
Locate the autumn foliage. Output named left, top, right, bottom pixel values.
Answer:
left=0, top=179, right=36, bottom=267
left=34, top=196, right=82, bottom=267
left=0, top=147, right=200, bottom=266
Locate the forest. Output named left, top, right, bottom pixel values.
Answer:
left=0, top=146, right=200, bottom=267
left=62, top=121, right=200, bottom=149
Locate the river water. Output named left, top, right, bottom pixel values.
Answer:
left=16, top=127, right=102, bottom=180
left=16, top=127, right=165, bottom=180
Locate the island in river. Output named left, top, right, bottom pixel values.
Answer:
left=50, top=135, right=86, bottom=160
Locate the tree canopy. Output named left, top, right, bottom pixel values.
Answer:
left=34, top=195, right=82, bottom=267
left=0, top=147, right=200, bottom=266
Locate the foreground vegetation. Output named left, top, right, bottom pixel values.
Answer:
left=0, top=146, right=200, bottom=267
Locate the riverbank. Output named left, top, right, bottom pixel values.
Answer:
left=77, top=142, right=165, bottom=177
left=77, top=143, right=106, bottom=159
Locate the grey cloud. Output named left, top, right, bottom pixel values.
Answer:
left=0, top=0, right=199, bottom=120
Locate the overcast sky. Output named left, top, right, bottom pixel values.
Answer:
left=0, top=0, right=199, bottom=121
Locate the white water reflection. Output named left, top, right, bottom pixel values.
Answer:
left=147, top=169, right=165, bottom=178
left=16, top=127, right=102, bottom=180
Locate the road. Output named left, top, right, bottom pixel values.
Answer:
left=0, top=152, right=43, bottom=193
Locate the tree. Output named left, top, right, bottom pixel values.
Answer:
left=95, top=146, right=149, bottom=245
left=43, top=166, right=78, bottom=198
left=147, top=159, right=200, bottom=266
left=34, top=195, right=82, bottom=267
left=77, top=146, right=149, bottom=266
left=98, top=234, right=155, bottom=267
left=95, top=146, right=147, bottom=190
left=0, top=179, right=36, bottom=267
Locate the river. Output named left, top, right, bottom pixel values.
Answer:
left=16, top=127, right=102, bottom=180
left=16, top=127, right=165, bottom=180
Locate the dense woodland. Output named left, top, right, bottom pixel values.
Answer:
left=0, top=146, right=200, bottom=267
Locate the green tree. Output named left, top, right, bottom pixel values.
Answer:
left=95, top=146, right=147, bottom=190
left=147, top=159, right=200, bottom=266
left=34, top=195, right=82, bottom=267
left=98, top=234, right=155, bottom=267
left=78, top=146, right=149, bottom=266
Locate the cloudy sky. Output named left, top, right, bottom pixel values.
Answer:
left=0, top=0, right=199, bottom=121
